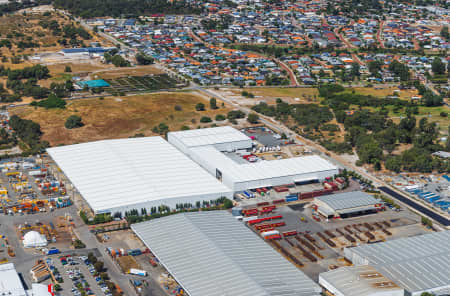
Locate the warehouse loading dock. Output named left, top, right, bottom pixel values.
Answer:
left=313, top=192, right=383, bottom=220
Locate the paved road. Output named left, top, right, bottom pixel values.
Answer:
left=378, top=186, right=450, bottom=226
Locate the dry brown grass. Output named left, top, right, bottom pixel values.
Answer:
left=350, top=86, right=418, bottom=100
left=47, top=62, right=111, bottom=76
left=95, top=65, right=164, bottom=79
left=11, top=92, right=231, bottom=146
left=0, top=11, right=110, bottom=57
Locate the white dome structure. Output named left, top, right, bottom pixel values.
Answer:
left=23, top=231, right=47, bottom=248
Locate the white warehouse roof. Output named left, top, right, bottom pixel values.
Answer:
left=315, top=191, right=379, bottom=211
left=319, top=265, right=403, bottom=296
left=0, top=263, right=27, bottom=296
left=132, top=211, right=321, bottom=296
left=47, top=137, right=232, bottom=214
left=169, top=126, right=251, bottom=148
left=169, top=127, right=338, bottom=191
left=344, top=231, right=450, bottom=296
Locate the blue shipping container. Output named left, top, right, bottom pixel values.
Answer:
left=286, top=196, right=298, bottom=202
left=47, top=249, right=60, bottom=255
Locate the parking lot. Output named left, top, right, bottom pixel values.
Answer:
left=384, top=173, right=450, bottom=215
left=50, top=251, right=108, bottom=296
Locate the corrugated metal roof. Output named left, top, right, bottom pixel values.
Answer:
left=47, top=137, right=231, bottom=213
left=319, top=265, right=403, bottom=296
left=169, top=126, right=251, bottom=148
left=132, top=211, right=321, bottom=296
left=345, top=231, right=450, bottom=294
left=316, top=191, right=378, bottom=211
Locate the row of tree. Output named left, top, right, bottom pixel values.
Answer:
left=52, top=0, right=202, bottom=18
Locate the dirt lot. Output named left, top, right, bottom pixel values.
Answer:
left=226, top=87, right=320, bottom=105
left=11, top=91, right=231, bottom=145
left=117, top=255, right=140, bottom=273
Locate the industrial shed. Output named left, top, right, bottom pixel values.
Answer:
left=168, top=127, right=338, bottom=191
left=131, top=211, right=322, bottom=296
left=319, top=265, right=404, bottom=296
left=313, top=191, right=382, bottom=219
left=343, top=231, right=450, bottom=296
left=47, top=137, right=232, bottom=215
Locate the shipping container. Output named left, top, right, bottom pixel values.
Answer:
left=47, top=249, right=59, bottom=255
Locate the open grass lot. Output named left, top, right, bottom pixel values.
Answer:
left=11, top=92, right=230, bottom=146
left=47, top=62, right=111, bottom=76
left=348, top=86, right=418, bottom=100
left=390, top=105, right=450, bottom=132
left=235, top=87, right=319, bottom=98
left=94, top=65, right=164, bottom=79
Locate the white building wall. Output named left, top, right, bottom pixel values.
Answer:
left=343, top=248, right=369, bottom=266
left=213, top=140, right=252, bottom=152
left=318, top=276, right=345, bottom=296
left=104, top=191, right=232, bottom=216
left=232, top=170, right=337, bottom=192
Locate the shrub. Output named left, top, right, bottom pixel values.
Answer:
left=200, top=116, right=212, bottom=123
left=227, top=110, right=245, bottom=120
left=65, top=115, right=84, bottom=129
left=247, top=113, right=259, bottom=124
left=215, top=114, right=226, bottom=121
left=195, top=102, right=205, bottom=111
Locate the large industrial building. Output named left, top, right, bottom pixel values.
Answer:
left=313, top=191, right=383, bottom=219
left=319, top=265, right=404, bottom=296
left=47, top=137, right=232, bottom=215
left=342, top=231, right=450, bottom=296
left=0, top=263, right=53, bottom=296
left=131, top=211, right=322, bottom=296
left=47, top=127, right=338, bottom=215
left=168, top=126, right=339, bottom=191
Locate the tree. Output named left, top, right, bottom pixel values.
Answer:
left=247, top=113, right=259, bottom=124
left=94, top=261, right=104, bottom=272
left=209, top=98, right=217, bottom=109
left=440, top=26, right=449, bottom=40
left=135, top=52, right=154, bottom=65
left=350, top=62, right=360, bottom=77
left=87, top=253, right=97, bottom=264
left=368, top=60, right=383, bottom=75
left=223, top=198, right=233, bottom=209
left=195, top=102, right=205, bottom=111
left=65, top=115, right=84, bottom=129
left=431, top=57, right=445, bottom=75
